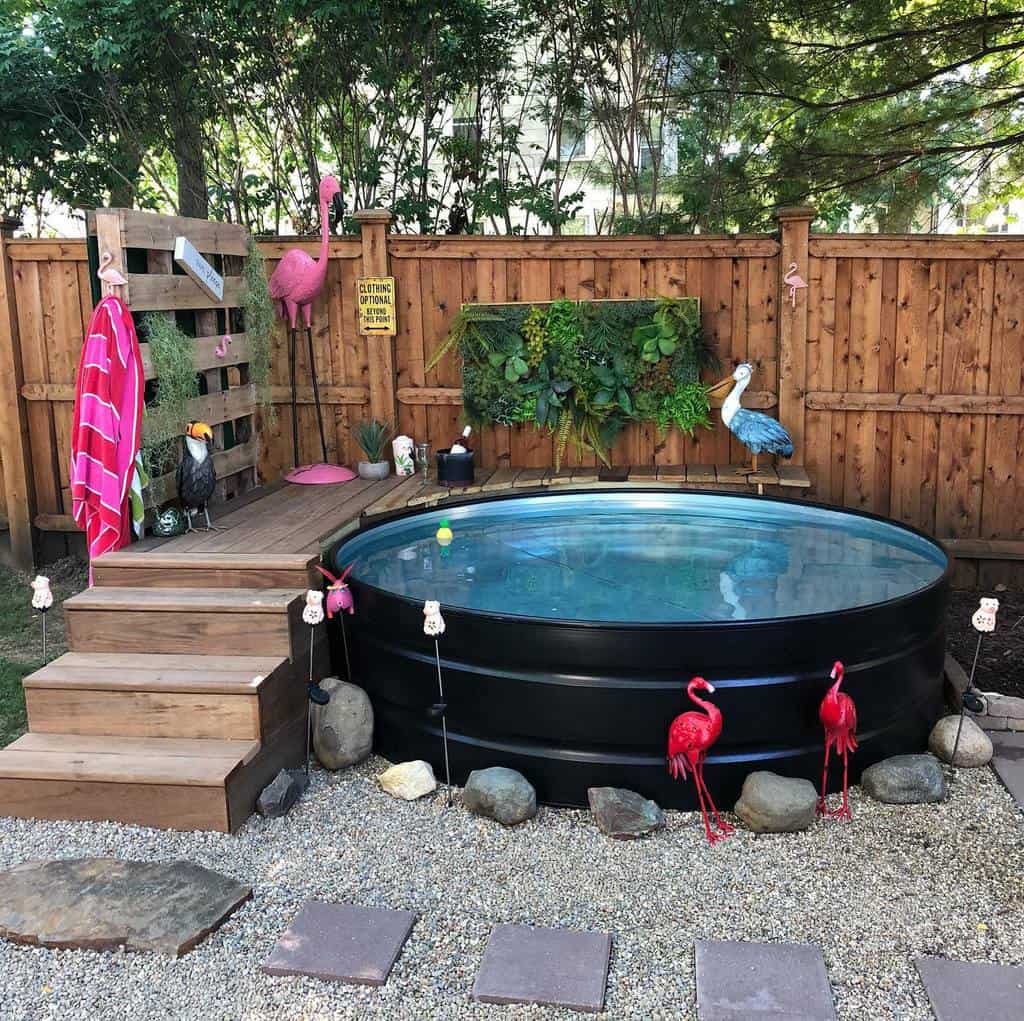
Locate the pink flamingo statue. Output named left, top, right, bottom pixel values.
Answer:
left=269, top=175, right=353, bottom=483
left=667, top=677, right=734, bottom=845
left=215, top=334, right=232, bottom=358
left=783, top=262, right=807, bottom=307
left=315, top=563, right=356, bottom=680
left=817, top=660, right=857, bottom=820
left=97, top=251, right=128, bottom=291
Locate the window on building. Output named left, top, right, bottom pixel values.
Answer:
left=453, top=94, right=480, bottom=146
left=559, top=118, right=588, bottom=161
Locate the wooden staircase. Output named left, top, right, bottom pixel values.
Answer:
left=0, top=552, right=325, bottom=832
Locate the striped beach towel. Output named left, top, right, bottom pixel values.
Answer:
left=70, top=296, right=144, bottom=576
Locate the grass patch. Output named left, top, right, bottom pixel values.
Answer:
left=0, top=659, right=32, bottom=747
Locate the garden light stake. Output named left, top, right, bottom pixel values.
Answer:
left=423, top=600, right=452, bottom=806
left=951, top=598, right=998, bottom=774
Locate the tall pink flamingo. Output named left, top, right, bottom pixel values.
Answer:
left=783, top=262, right=807, bottom=307
left=667, top=677, right=734, bottom=845
left=269, top=175, right=344, bottom=469
left=817, top=660, right=857, bottom=820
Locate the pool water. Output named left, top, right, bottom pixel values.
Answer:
left=336, top=492, right=947, bottom=624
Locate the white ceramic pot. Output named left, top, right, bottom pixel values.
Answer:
left=358, top=460, right=391, bottom=481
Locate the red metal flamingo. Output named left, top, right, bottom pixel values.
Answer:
left=817, top=660, right=858, bottom=820
left=667, top=677, right=734, bottom=845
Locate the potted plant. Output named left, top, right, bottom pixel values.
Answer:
left=355, top=419, right=393, bottom=480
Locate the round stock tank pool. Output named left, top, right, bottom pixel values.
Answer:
left=333, top=489, right=950, bottom=809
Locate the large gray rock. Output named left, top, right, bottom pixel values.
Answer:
left=588, top=787, right=665, bottom=839
left=928, top=714, right=993, bottom=767
left=313, top=677, right=374, bottom=769
left=862, top=754, right=947, bottom=804
left=0, top=858, right=251, bottom=957
left=463, top=767, right=537, bottom=826
left=257, top=768, right=308, bottom=818
left=734, top=771, right=818, bottom=833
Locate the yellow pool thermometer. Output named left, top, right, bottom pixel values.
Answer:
left=436, top=519, right=454, bottom=547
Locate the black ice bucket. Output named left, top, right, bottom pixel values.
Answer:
left=435, top=448, right=475, bottom=486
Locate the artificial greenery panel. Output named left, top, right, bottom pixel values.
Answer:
left=428, top=297, right=715, bottom=468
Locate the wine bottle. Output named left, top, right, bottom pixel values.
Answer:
left=450, top=425, right=472, bottom=454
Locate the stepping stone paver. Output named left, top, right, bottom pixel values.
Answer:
left=695, top=939, right=836, bottom=1020
left=990, top=731, right=1024, bottom=808
left=262, top=901, right=415, bottom=986
left=916, top=957, right=1024, bottom=1021
left=472, top=922, right=611, bottom=1013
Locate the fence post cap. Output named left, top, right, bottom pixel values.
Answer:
left=774, top=205, right=816, bottom=222
left=353, top=209, right=393, bottom=226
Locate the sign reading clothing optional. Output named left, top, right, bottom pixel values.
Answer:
left=357, top=276, right=397, bottom=336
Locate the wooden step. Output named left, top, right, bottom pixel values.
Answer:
left=23, top=653, right=294, bottom=741
left=64, top=587, right=304, bottom=658
left=0, top=734, right=261, bottom=832
left=92, top=551, right=320, bottom=590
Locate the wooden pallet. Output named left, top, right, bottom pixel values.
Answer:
left=0, top=551, right=321, bottom=832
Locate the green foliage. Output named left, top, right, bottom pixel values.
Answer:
left=242, top=237, right=275, bottom=414
left=439, top=296, right=712, bottom=467
left=141, top=314, right=200, bottom=478
left=355, top=418, right=393, bottom=462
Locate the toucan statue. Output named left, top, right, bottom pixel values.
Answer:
left=177, top=421, right=217, bottom=531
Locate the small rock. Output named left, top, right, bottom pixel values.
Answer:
left=378, top=760, right=437, bottom=800
left=313, top=677, right=374, bottom=769
left=733, top=771, right=817, bottom=833
left=462, top=767, right=537, bottom=826
left=588, top=787, right=665, bottom=839
left=257, top=768, right=305, bottom=818
left=861, top=754, right=947, bottom=804
left=928, top=714, right=993, bottom=767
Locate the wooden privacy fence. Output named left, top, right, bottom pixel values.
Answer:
left=0, top=209, right=1022, bottom=585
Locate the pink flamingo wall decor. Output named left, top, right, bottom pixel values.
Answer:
left=97, top=251, right=128, bottom=292
left=269, top=175, right=348, bottom=475
left=817, top=660, right=857, bottom=820
left=783, top=262, right=807, bottom=307
left=667, top=677, right=734, bottom=845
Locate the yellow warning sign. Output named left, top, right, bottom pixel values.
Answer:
left=357, top=276, right=397, bottom=336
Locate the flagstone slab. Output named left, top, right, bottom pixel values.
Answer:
left=990, top=731, right=1024, bottom=809
left=0, top=858, right=251, bottom=958
left=472, top=923, right=611, bottom=1013
left=695, top=939, right=836, bottom=1020
left=262, top=901, right=416, bottom=986
left=916, top=957, right=1024, bottom=1021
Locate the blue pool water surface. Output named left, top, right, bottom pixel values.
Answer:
left=336, top=492, right=947, bottom=624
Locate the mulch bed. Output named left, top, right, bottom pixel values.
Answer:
left=947, top=589, right=1024, bottom=698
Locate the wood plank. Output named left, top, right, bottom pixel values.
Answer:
left=805, top=392, right=1024, bottom=414
left=482, top=468, right=521, bottom=491
left=628, top=465, right=658, bottom=479
left=810, top=237, right=1024, bottom=260
left=445, top=468, right=496, bottom=496
left=0, top=778, right=230, bottom=832
left=124, top=273, right=244, bottom=311
left=686, top=464, right=717, bottom=483
left=25, top=688, right=261, bottom=741
left=946, top=538, right=1024, bottom=561
left=66, top=586, right=300, bottom=613
left=716, top=464, right=752, bottom=484
left=397, top=386, right=462, bottom=405
left=144, top=440, right=259, bottom=508
left=389, top=237, right=780, bottom=259
left=777, top=209, right=811, bottom=462
left=114, top=208, right=248, bottom=256
left=406, top=481, right=451, bottom=507
left=140, top=332, right=251, bottom=378
left=776, top=465, right=811, bottom=487
left=362, top=475, right=425, bottom=518
left=512, top=467, right=550, bottom=488
left=747, top=465, right=780, bottom=485
left=657, top=464, right=685, bottom=479
left=545, top=467, right=578, bottom=485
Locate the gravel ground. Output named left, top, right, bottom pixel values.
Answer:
left=0, top=757, right=1021, bottom=1021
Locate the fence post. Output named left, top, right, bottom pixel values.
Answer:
left=354, top=209, right=398, bottom=428
left=0, top=219, right=36, bottom=571
left=775, top=206, right=814, bottom=464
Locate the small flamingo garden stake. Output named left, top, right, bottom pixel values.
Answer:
left=31, top=576, right=52, bottom=661
left=424, top=600, right=453, bottom=806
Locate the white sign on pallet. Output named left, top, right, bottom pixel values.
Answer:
left=173, top=235, right=224, bottom=301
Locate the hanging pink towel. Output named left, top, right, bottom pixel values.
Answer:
left=70, top=295, right=144, bottom=575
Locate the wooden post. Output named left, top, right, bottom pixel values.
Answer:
left=0, top=218, right=37, bottom=570
left=776, top=206, right=814, bottom=463
left=354, top=209, right=397, bottom=427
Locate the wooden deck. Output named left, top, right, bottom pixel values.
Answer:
left=0, top=465, right=808, bottom=833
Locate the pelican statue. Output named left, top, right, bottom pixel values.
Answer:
left=707, top=363, right=794, bottom=473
